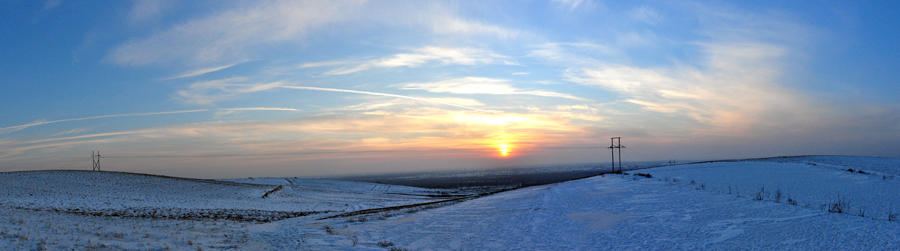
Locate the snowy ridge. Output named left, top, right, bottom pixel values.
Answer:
left=684, top=155, right=900, bottom=175
left=750, top=155, right=900, bottom=175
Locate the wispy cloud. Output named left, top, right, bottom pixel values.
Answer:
left=631, top=5, right=662, bottom=24
left=527, top=42, right=613, bottom=65
left=22, top=130, right=151, bottom=145
left=426, top=14, right=519, bottom=38
left=127, top=0, right=174, bottom=22
left=0, top=106, right=299, bottom=136
left=219, top=107, right=298, bottom=112
left=107, top=1, right=519, bottom=66
left=551, top=0, right=594, bottom=11
left=107, top=1, right=365, bottom=66
left=399, top=77, right=589, bottom=101
left=556, top=105, right=596, bottom=111
left=566, top=42, right=811, bottom=135
left=49, top=128, right=87, bottom=137
left=175, top=77, right=286, bottom=105
left=616, top=31, right=658, bottom=47
left=0, top=109, right=209, bottom=135
left=216, top=107, right=299, bottom=115
left=391, top=1, right=521, bottom=38
left=425, top=97, right=484, bottom=107
left=299, top=61, right=348, bottom=68
left=162, top=63, right=242, bottom=80
left=281, top=85, right=568, bottom=128
left=321, top=47, right=514, bottom=75
left=43, top=0, right=62, bottom=10
left=330, top=97, right=485, bottom=113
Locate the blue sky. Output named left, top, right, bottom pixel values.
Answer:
left=1, top=0, right=898, bottom=178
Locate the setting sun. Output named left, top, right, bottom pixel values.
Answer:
left=499, top=144, right=510, bottom=157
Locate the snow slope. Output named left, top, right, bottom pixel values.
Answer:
left=4, top=156, right=900, bottom=250
left=643, top=158, right=900, bottom=221
left=0, top=170, right=451, bottom=250
left=230, top=177, right=463, bottom=211
left=0, top=170, right=305, bottom=219
left=286, top=156, right=900, bottom=250
left=746, top=155, right=900, bottom=175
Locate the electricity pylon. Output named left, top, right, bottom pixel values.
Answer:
left=608, top=137, right=624, bottom=172
left=91, top=151, right=101, bottom=171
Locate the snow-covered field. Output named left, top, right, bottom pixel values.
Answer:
left=0, top=170, right=455, bottom=250
left=3, top=156, right=900, bottom=250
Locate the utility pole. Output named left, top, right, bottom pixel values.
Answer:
left=609, top=138, right=621, bottom=172
left=91, top=151, right=101, bottom=171
left=608, top=137, right=625, bottom=172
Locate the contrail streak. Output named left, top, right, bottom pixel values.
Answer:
left=0, top=109, right=209, bottom=135
left=161, top=62, right=241, bottom=80
left=281, top=86, right=567, bottom=128
left=1, top=107, right=305, bottom=135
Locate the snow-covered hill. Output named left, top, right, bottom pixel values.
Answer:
left=0, top=170, right=452, bottom=250
left=3, top=156, right=900, bottom=250
left=644, top=156, right=900, bottom=221
left=288, top=156, right=900, bottom=250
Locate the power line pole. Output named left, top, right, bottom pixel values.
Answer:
left=609, top=138, right=616, bottom=172
left=608, top=137, right=624, bottom=172
left=91, top=151, right=101, bottom=171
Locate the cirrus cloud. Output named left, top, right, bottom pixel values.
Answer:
left=566, top=42, right=814, bottom=136
left=400, top=77, right=589, bottom=101
left=306, top=47, right=516, bottom=75
left=107, top=1, right=520, bottom=67
left=107, top=1, right=365, bottom=66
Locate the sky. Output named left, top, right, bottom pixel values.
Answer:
left=1, top=0, right=899, bottom=178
